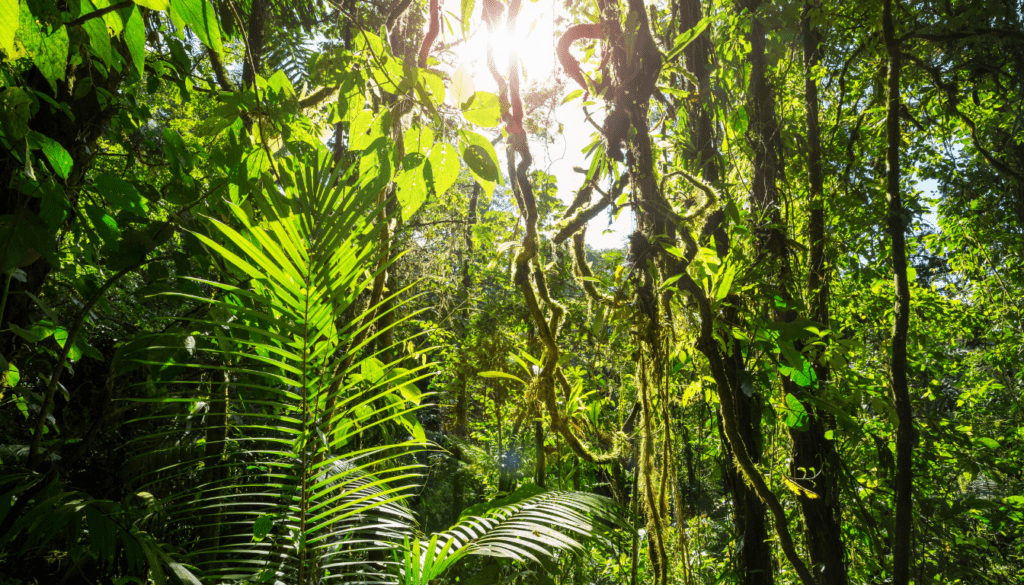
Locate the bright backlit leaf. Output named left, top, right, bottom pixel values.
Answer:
left=450, top=63, right=475, bottom=108
left=462, top=91, right=501, bottom=128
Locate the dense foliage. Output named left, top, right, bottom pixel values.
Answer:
left=1, top=0, right=1022, bottom=584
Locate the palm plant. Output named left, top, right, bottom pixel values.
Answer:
left=127, top=147, right=625, bottom=584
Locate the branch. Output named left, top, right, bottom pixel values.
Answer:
left=907, top=27, right=1024, bottom=43
left=206, top=47, right=237, bottom=92
left=418, top=0, right=441, bottom=68
left=298, top=85, right=340, bottom=110
left=67, top=0, right=132, bottom=28
left=557, top=24, right=604, bottom=93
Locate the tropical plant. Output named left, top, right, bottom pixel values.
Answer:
left=123, top=147, right=624, bottom=584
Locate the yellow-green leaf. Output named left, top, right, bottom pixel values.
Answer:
left=0, top=0, right=19, bottom=56
left=426, top=143, right=459, bottom=198
left=462, top=91, right=501, bottom=128
left=450, top=63, right=475, bottom=108
left=133, top=0, right=169, bottom=10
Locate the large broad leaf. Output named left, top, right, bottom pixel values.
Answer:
left=95, top=174, right=149, bottom=217
left=459, top=129, right=500, bottom=196
left=783, top=393, right=809, bottom=431
left=396, top=158, right=428, bottom=219
left=426, top=143, right=460, bottom=198
left=0, top=0, right=17, bottom=56
left=169, top=0, right=222, bottom=52
left=28, top=22, right=69, bottom=92
left=450, top=63, right=475, bottom=108
left=462, top=91, right=501, bottom=128
left=123, top=6, right=146, bottom=77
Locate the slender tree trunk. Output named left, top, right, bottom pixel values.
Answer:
left=882, top=1, right=914, bottom=583
left=197, top=371, right=230, bottom=565
left=737, top=3, right=783, bottom=584
left=535, top=419, right=546, bottom=488
left=452, top=183, right=479, bottom=523
left=241, top=0, right=269, bottom=91
left=791, top=4, right=849, bottom=584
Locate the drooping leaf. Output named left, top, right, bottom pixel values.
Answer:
left=169, top=0, right=222, bottom=52
left=80, top=1, right=113, bottom=67
left=33, top=24, right=69, bottom=92
left=123, top=6, right=146, bottom=77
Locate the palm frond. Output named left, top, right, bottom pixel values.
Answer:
left=401, top=490, right=627, bottom=584
left=125, top=147, right=426, bottom=584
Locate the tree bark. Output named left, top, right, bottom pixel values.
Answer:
left=791, top=4, right=849, bottom=584
left=882, top=1, right=914, bottom=583
left=241, top=0, right=270, bottom=91
left=452, top=183, right=478, bottom=523
left=196, top=371, right=230, bottom=565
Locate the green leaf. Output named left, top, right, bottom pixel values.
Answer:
left=426, top=143, right=459, bottom=198
left=134, top=0, right=169, bottom=10
left=162, top=128, right=193, bottom=172
left=0, top=0, right=17, bottom=56
left=977, top=437, right=1000, bottom=450
left=80, top=1, right=113, bottom=67
left=33, top=24, right=69, bottom=93
left=0, top=209, right=58, bottom=272
left=462, top=144, right=499, bottom=183
left=561, top=89, right=583, bottom=105
left=729, top=106, right=748, bottom=136
left=349, top=109, right=390, bottom=151
left=95, top=174, right=149, bottom=217
left=0, top=87, right=33, bottom=141
left=124, top=6, right=146, bottom=77
left=28, top=131, right=73, bottom=179
left=462, top=91, right=501, bottom=128
left=715, top=263, right=736, bottom=300
left=460, top=0, right=476, bottom=36
left=1, top=361, right=19, bottom=388
left=84, top=204, right=121, bottom=251
left=25, top=292, right=59, bottom=325
left=783, top=393, right=809, bottom=431
left=419, top=70, right=445, bottom=108
left=169, top=0, right=221, bottom=52
left=252, top=514, right=273, bottom=542
left=395, top=162, right=428, bottom=219
left=665, top=16, right=711, bottom=61
left=478, top=371, right=526, bottom=385
left=403, top=125, right=434, bottom=155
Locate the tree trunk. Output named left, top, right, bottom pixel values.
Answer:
left=791, top=4, right=849, bottom=584
left=197, top=371, right=230, bottom=565
left=882, top=1, right=914, bottom=583
left=452, top=183, right=478, bottom=523
left=241, top=0, right=270, bottom=91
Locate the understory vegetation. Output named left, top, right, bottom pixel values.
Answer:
left=1, top=0, right=1022, bottom=584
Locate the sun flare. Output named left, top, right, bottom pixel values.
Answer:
left=452, top=2, right=558, bottom=95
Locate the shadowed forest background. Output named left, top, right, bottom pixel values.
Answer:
left=1, top=0, right=1023, bottom=584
